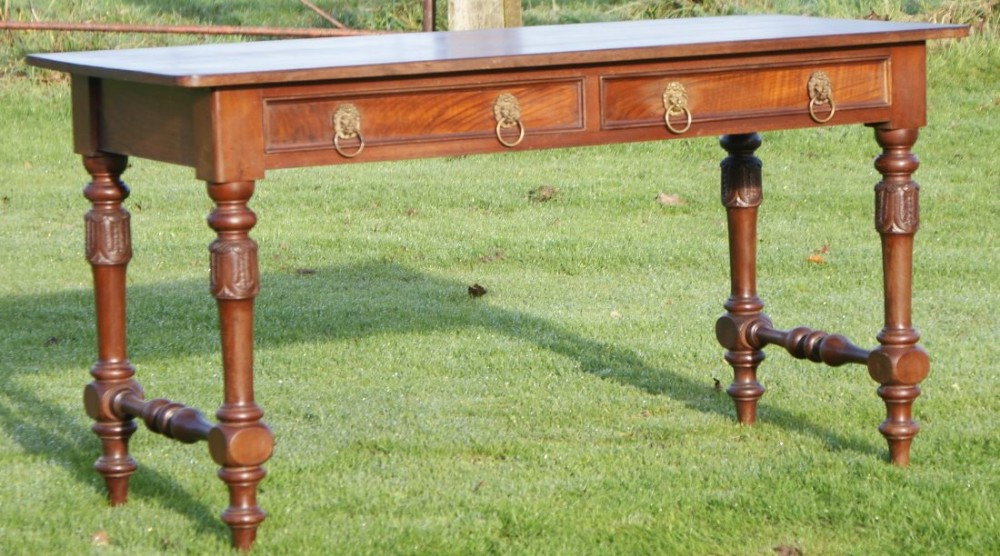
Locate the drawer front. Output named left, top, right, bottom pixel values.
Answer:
left=264, top=78, right=584, bottom=155
left=601, top=57, right=889, bottom=131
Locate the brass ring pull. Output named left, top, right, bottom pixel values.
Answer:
left=493, top=92, right=525, bottom=148
left=333, top=103, right=365, bottom=158
left=664, top=106, right=693, bottom=134
left=807, top=71, right=836, bottom=124
left=333, top=133, right=365, bottom=158
left=662, top=82, right=692, bottom=134
left=495, top=119, right=525, bottom=148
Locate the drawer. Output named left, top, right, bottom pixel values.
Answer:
left=263, top=78, right=585, bottom=156
left=601, top=57, right=889, bottom=132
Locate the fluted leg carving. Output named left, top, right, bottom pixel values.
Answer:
left=81, top=153, right=144, bottom=505
left=716, top=133, right=769, bottom=424
left=868, top=127, right=928, bottom=466
left=205, top=180, right=274, bottom=551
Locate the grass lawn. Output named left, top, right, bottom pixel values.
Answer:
left=1, top=1, right=998, bottom=554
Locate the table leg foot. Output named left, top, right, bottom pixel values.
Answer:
left=723, top=349, right=766, bottom=424
left=82, top=153, right=143, bottom=504
left=217, top=465, right=268, bottom=551
left=868, top=126, right=927, bottom=466
left=90, top=419, right=138, bottom=504
left=206, top=180, right=273, bottom=549
left=876, top=384, right=921, bottom=466
left=718, top=133, right=767, bottom=424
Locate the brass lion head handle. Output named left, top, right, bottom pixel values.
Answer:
left=662, top=82, right=692, bottom=134
left=333, top=103, right=365, bottom=158
left=493, top=92, right=525, bottom=148
left=807, top=71, right=836, bottom=123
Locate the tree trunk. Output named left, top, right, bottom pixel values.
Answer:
left=448, top=0, right=522, bottom=30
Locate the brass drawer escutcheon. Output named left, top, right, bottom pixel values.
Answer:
left=493, top=92, right=525, bottom=147
left=807, top=71, right=836, bottom=123
left=662, top=82, right=692, bottom=134
left=332, top=103, right=365, bottom=158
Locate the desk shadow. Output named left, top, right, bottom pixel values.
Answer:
left=0, top=380, right=225, bottom=539
left=250, top=261, right=882, bottom=457
left=0, top=259, right=883, bottom=533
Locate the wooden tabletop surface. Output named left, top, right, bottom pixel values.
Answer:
left=26, top=16, right=967, bottom=87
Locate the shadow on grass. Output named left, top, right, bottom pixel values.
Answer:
left=0, top=380, right=225, bottom=540
left=0, top=259, right=883, bottom=539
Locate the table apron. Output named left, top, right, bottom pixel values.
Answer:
left=75, top=45, right=923, bottom=181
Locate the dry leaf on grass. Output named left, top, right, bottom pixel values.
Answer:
left=477, top=249, right=504, bottom=263
left=655, top=192, right=685, bottom=206
left=528, top=185, right=558, bottom=202
left=90, top=530, right=110, bottom=547
left=468, top=283, right=487, bottom=297
left=806, top=244, right=830, bottom=264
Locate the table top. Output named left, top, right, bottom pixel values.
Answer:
left=26, top=16, right=966, bottom=88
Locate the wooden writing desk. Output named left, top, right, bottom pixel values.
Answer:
left=28, top=16, right=966, bottom=550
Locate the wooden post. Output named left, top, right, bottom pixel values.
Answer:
left=448, top=0, right=521, bottom=30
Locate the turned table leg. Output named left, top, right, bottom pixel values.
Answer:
left=205, top=180, right=274, bottom=550
left=81, top=153, right=144, bottom=505
left=868, top=127, right=928, bottom=466
left=715, top=133, right=770, bottom=424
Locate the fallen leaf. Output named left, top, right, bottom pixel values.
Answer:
left=528, top=185, right=558, bottom=202
left=713, top=377, right=722, bottom=392
left=655, top=192, right=685, bottom=206
left=468, top=284, right=487, bottom=297
left=609, top=310, right=622, bottom=319
left=90, top=530, right=110, bottom=547
left=774, top=545, right=803, bottom=556
left=295, top=268, right=317, bottom=275
left=477, top=249, right=504, bottom=263
left=44, top=336, right=61, bottom=347
left=807, top=244, right=829, bottom=264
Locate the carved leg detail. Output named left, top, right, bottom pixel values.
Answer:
left=206, top=180, right=273, bottom=551
left=868, top=127, right=927, bottom=466
left=716, top=133, right=770, bottom=424
left=81, top=153, right=144, bottom=505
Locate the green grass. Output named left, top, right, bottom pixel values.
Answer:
left=2, top=1, right=999, bottom=554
